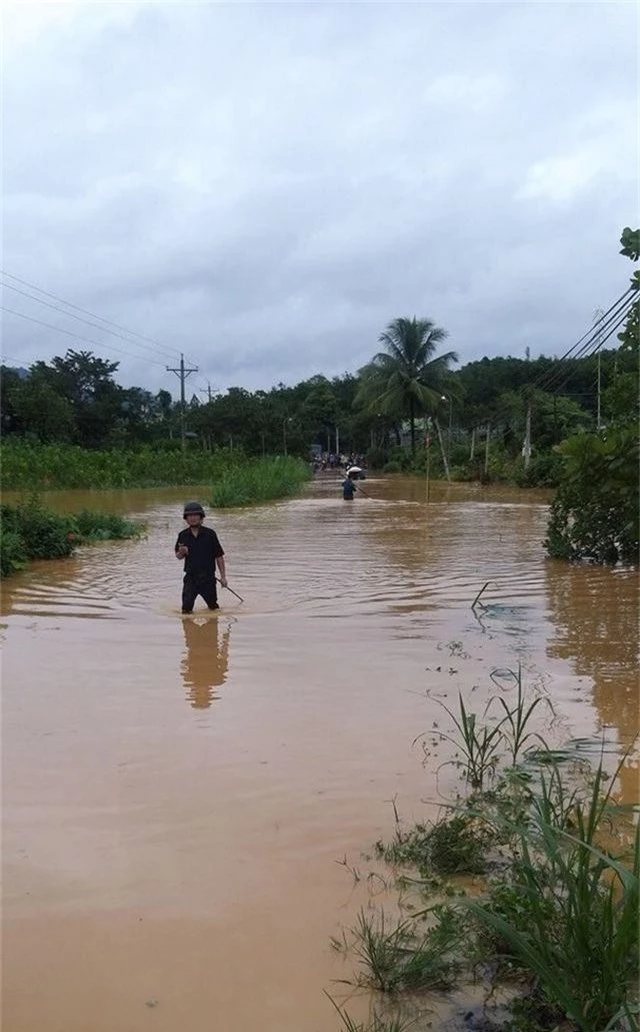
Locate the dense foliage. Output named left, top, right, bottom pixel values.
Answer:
left=210, top=456, right=310, bottom=508
left=544, top=228, right=639, bottom=564
left=0, top=440, right=238, bottom=490
left=1, top=345, right=631, bottom=483
left=0, top=499, right=142, bottom=578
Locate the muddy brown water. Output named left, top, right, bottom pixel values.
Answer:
left=2, top=477, right=638, bottom=1031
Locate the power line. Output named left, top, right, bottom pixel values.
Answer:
left=0, top=279, right=184, bottom=365
left=542, top=300, right=635, bottom=398
left=543, top=297, right=634, bottom=393
left=0, top=268, right=200, bottom=367
left=532, top=289, right=635, bottom=394
left=1, top=305, right=169, bottom=369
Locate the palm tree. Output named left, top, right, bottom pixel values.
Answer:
left=356, top=317, right=458, bottom=454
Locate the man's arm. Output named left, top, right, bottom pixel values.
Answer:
left=216, top=554, right=227, bottom=588
left=175, top=533, right=188, bottom=559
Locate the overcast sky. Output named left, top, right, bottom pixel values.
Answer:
left=2, top=1, right=637, bottom=397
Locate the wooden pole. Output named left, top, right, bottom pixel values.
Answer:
left=435, top=418, right=450, bottom=482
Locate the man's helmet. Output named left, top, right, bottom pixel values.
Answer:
left=183, top=501, right=206, bottom=518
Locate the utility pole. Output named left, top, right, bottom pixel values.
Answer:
left=522, top=403, right=532, bottom=469
left=166, top=353, right=198, bottom=453
left=597, top=353, right=602, bottom=430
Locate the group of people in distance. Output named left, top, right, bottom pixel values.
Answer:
left=312, top=452, right=366, bottom=473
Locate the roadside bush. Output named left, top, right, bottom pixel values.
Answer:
left=544, top=426, right=639, bottom=563
left=0, top=500, right=143, bottom=578
left=73, top=510, right=142, bottom=541
left=4, top=502, right=75, bottom=560
left=0, top=528, right=27, bottom=578
left=210, top=455, right=310, bottom=508
left=513, top=451, right=564, bottom=488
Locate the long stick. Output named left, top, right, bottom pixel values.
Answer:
left=337, top=475, right=373, bottom=499
left=216, top=578, right=244, bottom=603
left=471, top=581, right=492, bottom=610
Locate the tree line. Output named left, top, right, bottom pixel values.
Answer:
left=1, top=230, right=636, bottom=484
left=0, top=339, right=631, bottom=462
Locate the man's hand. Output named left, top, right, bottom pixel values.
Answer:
left=219, top=577, right=228, bottom=589
left=176, top=545, right=189, bottom=558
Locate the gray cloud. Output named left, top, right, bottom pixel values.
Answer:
left=2, top=1, right=637, bottom=395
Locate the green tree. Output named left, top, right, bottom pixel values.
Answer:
left=545, top=228, right=639, bottom=563
left=300, top=376, right=339, bottom=451
left=356, top=317, right=457, bottom=454
left=30, top=349, right=122, bottom=448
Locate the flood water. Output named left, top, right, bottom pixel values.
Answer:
left=2, top=477, right=638, bottom=1032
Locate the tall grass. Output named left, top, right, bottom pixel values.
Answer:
left=0, top=443, right=312, bottom=505
left=336, top=673, right=639, bottom=1031
left=210, top=455, right=310, bottom=507
left=0, top=441, right=235, bottom=489
left=338, top=907, right=459, bottom=993
left=470, top=761, right=639, bottom=1032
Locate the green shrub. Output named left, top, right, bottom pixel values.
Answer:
left=0, top=500, right=143, bottom=577
left=544, top=426, right=639, bottom=563
left=73, top=510, right=142, bottom=541
left=382, top=461, right=402, bottom=474
left=210, top=455, right=310, bottom=508
left=427, top=814, right=491, bottom=874
left=513, top=452, right=564, bottom=488
left=0, top=527, right=27, bottom=578
left=378, top=813, right=491, bottom=875
left=14, top=503, right=76, bottom=560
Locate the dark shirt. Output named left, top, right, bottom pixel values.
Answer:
left=342, top=478, right=356, bottom=499
left=175, top=526, right=224, bottom=578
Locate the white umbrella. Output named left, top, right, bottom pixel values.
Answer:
left=347, top=466, right=362, bottom=475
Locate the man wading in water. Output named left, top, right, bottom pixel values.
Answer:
left=341, top=469, right=359, bottom=501
left=175, top=501, right=227, bottom=614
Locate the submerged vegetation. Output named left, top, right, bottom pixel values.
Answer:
left=209, top=455, right=311, bottom=507
left=0, top=499, right=143, bottom=578
left=331, top=671, right=639, bottom=1032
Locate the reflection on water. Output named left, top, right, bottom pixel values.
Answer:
left=545, top=561, right=638, bottom=747
left=180, top=616, right=231, bottom=709
left=545, top=559, right=639, bottom=804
